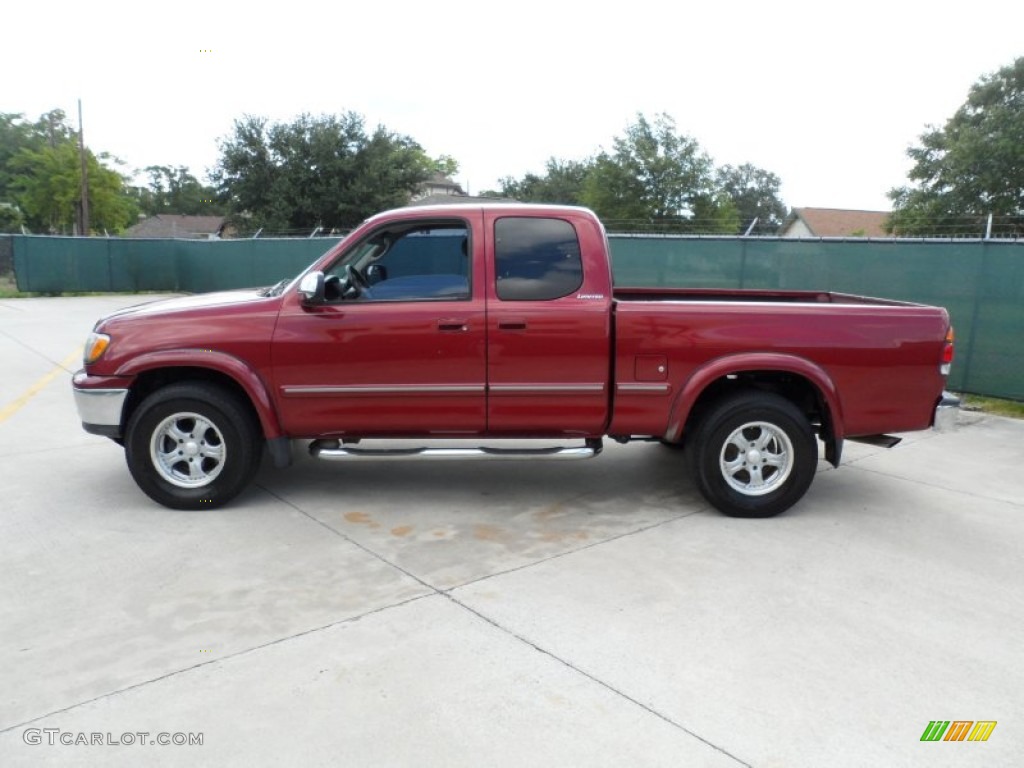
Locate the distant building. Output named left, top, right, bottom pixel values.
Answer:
left=124, top=214, right=229, bottom=239
left=411, top=173, right=466, bottom=202
left=406, top=194, right=513, bottom=207
left=779, top=208, right=890, bottom=238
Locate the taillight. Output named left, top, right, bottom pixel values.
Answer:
left=940, top=326, right=954, bottom=376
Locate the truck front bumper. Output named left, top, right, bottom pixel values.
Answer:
left=72, top=371, right=130, bottom=439
left=933, top=391, right=960, bottom=431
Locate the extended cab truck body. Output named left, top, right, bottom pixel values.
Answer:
left=73, top=204, right=956, bottom=517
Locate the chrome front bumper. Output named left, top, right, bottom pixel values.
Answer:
left=933, top=392, right=960, bottom=431
left=73, top=371, right=129, bottom=437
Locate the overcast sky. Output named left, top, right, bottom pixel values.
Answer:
left=4, top=0, right=1022, bottom=212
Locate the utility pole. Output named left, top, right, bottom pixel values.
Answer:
left=78, top=99, right=90, bottom=236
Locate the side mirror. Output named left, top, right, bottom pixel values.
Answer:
left=366, top=264, right=387, bottom=285
left=298, top=271, right=325, bottom=304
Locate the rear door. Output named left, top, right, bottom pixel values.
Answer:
left=484, top=211, right=612, bottom=435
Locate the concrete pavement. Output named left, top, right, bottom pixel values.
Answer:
left=0, top=295, right=1021, bottom=766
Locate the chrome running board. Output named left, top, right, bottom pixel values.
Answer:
left=310, top=439, right=603, bottom=461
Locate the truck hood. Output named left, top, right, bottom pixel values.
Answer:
left=99, top=289, right=273, bottom=325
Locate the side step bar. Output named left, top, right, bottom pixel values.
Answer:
left=310, top=438, right=603, bottom=462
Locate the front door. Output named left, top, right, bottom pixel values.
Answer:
left=272, top=214, right=486, bottom=437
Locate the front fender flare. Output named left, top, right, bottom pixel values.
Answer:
left=116, top=348, right=284, bottom=442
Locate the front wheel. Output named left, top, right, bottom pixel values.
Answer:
left=687, top=392, right=818, bottom=518
left=125, top=383, right=262, bottom=510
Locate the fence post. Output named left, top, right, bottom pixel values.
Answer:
left=958, top=242, right=988, bottom=391
left=739, top=238, right=748, bottom=288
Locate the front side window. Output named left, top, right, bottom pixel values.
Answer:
left=494, top=217, right=583, bottom=301
left=325, top=221, right=470, bottom=302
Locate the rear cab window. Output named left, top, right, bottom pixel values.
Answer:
left=494, top=217, right=583, bottom=301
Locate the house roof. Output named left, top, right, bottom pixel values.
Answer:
left=405, top=194, right=513, bottom=207
left=124, top=214, right=226, bottom=239
left=780, top=208, right=891, bottom=238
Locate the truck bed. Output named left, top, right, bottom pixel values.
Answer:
left=608, top=290, right=949, bottom=439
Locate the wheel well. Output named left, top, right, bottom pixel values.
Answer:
left=123, top=367, right=262, bottom=435
left=682, top=371, right=833, bottom=446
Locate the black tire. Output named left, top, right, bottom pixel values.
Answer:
left=125, top=383, right=262, bottom=510
left=687, top=392, right=817, bottom=518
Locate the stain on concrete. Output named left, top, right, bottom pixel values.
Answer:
left=343, top=511, right=380, bottom=529
left=472, top=524, right=505, bottom=542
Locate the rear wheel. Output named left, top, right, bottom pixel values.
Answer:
left=125, top=383, right=261, bottom=510
left=687, top=392, right=817, bottom=517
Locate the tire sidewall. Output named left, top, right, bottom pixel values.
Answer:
left=125, top=384, right=259, bottom=510
left=690, top=393, right=817, bottom=518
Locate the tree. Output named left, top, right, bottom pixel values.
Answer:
left=579, top=113, right=735, bottom=232
left=212, top=112, right=439, bottom=232
left=0, top=203, right=25, bottom=233
left=2, top=110, right=138, bottom=234
left=0, top=111, right=70, bottom=207
left=1, top=114, right=37, bottom=203
left=432, top=154, right=460, bottom=179
left=11, top=142, right=138, bottom=234
left=888, top=57, right=1024, bottom=236
left=493, top=113, right=786, bottom=233
left=496, top=158, right=592, bottom=204
left=715, top=163, right=787, bottom=234
left=133, top=165, right=223, bottom=216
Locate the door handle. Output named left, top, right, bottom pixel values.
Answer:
left=498, top=319, right=528, bottom=331
left=437, top=319, right=469, bottom=332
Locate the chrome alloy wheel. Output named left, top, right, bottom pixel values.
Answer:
left=149, top=412, right=227, bottom=488
left=718, top=421, right=794, bottom=496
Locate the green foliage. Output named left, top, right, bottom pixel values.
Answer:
left=0, top=203, right=25, bottom=233
left=499, top=113, right=785, bottom=234
left=497, top=158, right=592, bottom=205
left=1, top=113, right=39, bottom=203
left=889, top=57, right=1024, bottom=236
left=12, top=142, right=137, bottom=234
left=715, top=163, right=787, bottom=234
left=132, top=166, right=223, bottom=216
left=432, top=154, right=460, bottom=179
left=582, top=114, right=717, bottom=225
left=1, top=110, right=138, bottom=234
left=212, top=112, right=436, bottom=232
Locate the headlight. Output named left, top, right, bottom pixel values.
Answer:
left=84, top=332, right=111, bottom=364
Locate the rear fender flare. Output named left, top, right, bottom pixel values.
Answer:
left=664, top=353, right=844, bottom=450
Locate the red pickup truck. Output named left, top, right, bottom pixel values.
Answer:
left=73, top=204, right=956, bottom=517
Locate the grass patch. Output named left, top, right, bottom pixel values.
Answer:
left=960, top=394, right=1024, bottom=419
left=0, top=273, right=39, bottom=298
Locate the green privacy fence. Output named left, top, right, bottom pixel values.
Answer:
left=610, top=236, right=1023, bottom=400
left=11, top=236, right=343, bottom=294
left=11, top=234, right=1024, bottom=400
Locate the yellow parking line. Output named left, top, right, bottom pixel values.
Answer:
left=0, top=349, right=83, bottom=424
